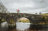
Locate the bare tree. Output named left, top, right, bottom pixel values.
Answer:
left=0, top=1, right=9, bottom=13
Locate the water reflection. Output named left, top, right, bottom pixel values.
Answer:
left=16, top=22, right=30, bottom=31
left=0, top=23, right=48, bottom=31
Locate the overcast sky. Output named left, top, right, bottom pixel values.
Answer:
left=1, top=0, right=48, bottom=14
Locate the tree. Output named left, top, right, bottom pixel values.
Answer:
left=0, top=1, right=7, bottom=13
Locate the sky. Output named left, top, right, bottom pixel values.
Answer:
left=1, top=0, right=48, bottom=14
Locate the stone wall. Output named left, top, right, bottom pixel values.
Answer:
left=0, top=13, right=44, bottom=23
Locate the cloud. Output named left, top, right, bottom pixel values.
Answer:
left=1, top=0, right=48, bottom=13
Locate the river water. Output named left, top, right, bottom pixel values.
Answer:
left=0, top=22, right=48, bottom=31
